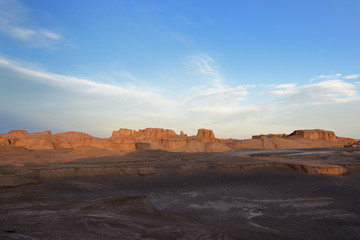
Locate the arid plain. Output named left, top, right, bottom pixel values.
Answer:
left=1, top=128, right=360, bottom=239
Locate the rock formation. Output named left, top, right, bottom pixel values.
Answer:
left=287, top=129, right=356, bottom=144
left=196, top=129, right=216, bottom=142
left=288, top=129, right=338, bottom=141
left=0, top=128, right=357, bottom=153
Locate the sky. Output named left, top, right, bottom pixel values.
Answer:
left=0, top=0, right=359, bottom=139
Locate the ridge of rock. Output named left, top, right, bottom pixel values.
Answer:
left=0, top=128, right=357, bottom=152
left=288, top=129, right=338, bottom=141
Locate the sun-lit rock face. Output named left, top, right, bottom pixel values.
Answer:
left=5, top=130, right=29, bottom=138
left=160, top=139, right=188, bottom=151
left=30, top=130, right=52, bottom=137
left=137, top=128, right=179, bottom=139
left=197, top=129, right=215, bottom=139
left=111, top=128, right=136, bottom=138
left=0, top=128, right=357, bottom=152
left=196, top=129, right=215, bottom=142
left=288, top=129, right=338, bottom=141
left=287, top=129, right=356, bottom=145
left=54, top=131, right=94, bottom=143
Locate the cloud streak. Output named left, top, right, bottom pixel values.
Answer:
left=0, top=0, right=63, bottom=48
left=184, top=53, right=254, bottom=114
left=343, top=74, right=360, bottom=80
left=189, top=54, right=224, bottom=87
left=269, top=79, right=358, bottom=105
left=0, top=57, right=171, bottom=106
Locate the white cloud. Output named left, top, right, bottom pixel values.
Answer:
left=188, top=105, right=261, bottom=115
left=189, top=54, right=224, bottom=87
left=269, top=79, right=358, bottom=105
left=185, top=85, right=248, bottom=108
left=184, top=53, right=252, bottom=111
left=313, top=73, right=342, bottom=79
left=0, top=57, right=171, bottom=106
left=275, top=83, right=297, bottom=89
left=270, top=83, right=298, bottom=95
left=343, top=74, right=360, bottom=80
left=40, top=29, right=62, bottom=40
left=190, top=54, right=217, bottom=76
left=311, top=73, right=360, bottom=82
left=0, top=0, right=63, bottom=48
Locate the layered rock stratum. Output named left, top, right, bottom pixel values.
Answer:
left=0, top=128, right=357, bottom=152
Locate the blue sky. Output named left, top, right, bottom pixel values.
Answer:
left=0, top=0, right=359, bottom=139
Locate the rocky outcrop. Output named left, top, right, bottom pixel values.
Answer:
left=111, top=128, right=179, bottom=140
left=196, top=129, right=216, bottom=142
left=252, top=134, right=287, bottom=139
left=4, top=130, right=29, bottom=138
left=111, top=128, right=136, bottom=137
left=137, top=128, right=178, bottom=139
left=288, top=129, right=338, bottom=141
left=0, top=128, right=357, bottom=153
left=287, top=129, right=356, bottom=146
left=0, top=130, right=56, bottom=150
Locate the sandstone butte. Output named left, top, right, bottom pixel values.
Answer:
left=0, top=128, right=357, bottom=153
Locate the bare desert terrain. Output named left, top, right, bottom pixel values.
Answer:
left=1, top=128, right=360, bottom=239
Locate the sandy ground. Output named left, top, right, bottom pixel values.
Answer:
left=1, top=148, right=360, bottom=239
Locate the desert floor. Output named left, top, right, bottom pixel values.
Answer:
left=1, top=148, right=360, bottom=239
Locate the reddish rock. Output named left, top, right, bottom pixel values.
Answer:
left=111, top=128, right=136, bottom=138
left=137, top=128, right=179, bottom=139
left=186, top=141, right=206, bottom=153
left=160, top=139, right=188, bottom=151
left=5, top=130, right=29, bottom=138
left=288, top=129, right=338, bottom=141
left=54, top=131, right=94, bottom=145
left=30, top=130, right=52, bottom=137
left=0, top=127, right=356, bottom=152
left=17, top=138, right=55, bottom=150
left=197, top=129, right=215, bottom=140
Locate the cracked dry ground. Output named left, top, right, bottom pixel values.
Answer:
left=1, top=148, right=360, bottom=239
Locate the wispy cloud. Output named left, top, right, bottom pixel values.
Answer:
left=343, top=74, right=360, bottom=80
left=0, top=0, right=63, bottom=48
left=310, top=73, right=360, bottom=81
left=269, top=83, right=298, bottom=95
left=189, top=54, right=224, bottom=87
left=269, top=79, right=358, bottom=105
left=0, top=57, right=170, bottom=106
left=185, top=53, right=252, bottom=111
left=185, top=85, right=249, bottom=108
left=310, top=73, right=342, bottom=81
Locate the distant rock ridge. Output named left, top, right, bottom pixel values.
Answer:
left=288, top=129, right=338, bottom=141
left=288, top=129, right=356, bottom=144
left=0, top=128, right=357, bottom=152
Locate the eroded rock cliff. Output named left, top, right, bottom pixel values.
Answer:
left=0, top=128, right=357, bottom=152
